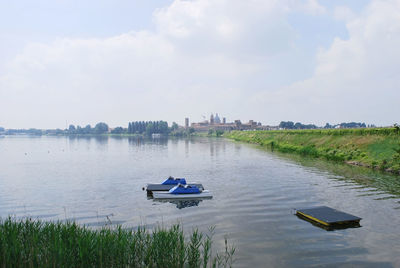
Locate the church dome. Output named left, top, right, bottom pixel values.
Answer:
left=214, top=113, right=221, bottom=124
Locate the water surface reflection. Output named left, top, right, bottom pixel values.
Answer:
left=1, top=136, right=400, bottom=267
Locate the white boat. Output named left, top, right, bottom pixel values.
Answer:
left=152, top=190, right=213, bottom=200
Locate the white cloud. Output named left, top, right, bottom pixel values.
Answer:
left=298, top=0, right=326, bottom=15
left=1, top=0, right=399, bottom=128
left=334, top=6, right=355, bottom=22
left=252, top=0, right=400, bottom=126
left=1, top=0, right=313, bottom=128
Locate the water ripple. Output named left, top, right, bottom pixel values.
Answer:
left=1, top=136, right=400, bottom=267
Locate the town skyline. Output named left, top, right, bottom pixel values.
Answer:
left=0, top=113, right=376, bottom=134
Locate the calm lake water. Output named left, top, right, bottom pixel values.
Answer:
left=1, top=136, right=400, bottom=267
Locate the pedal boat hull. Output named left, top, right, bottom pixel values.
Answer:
left=152, top=190, right=212, bottom=200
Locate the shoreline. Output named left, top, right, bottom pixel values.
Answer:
left=225, top=129, right=400, bottom=175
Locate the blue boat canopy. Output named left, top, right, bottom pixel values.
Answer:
left=169, top=184, right=201, bottom=194
left=162, top=176, right=187, bottom=185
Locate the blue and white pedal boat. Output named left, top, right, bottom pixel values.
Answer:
left=145, top=176, right=203, bottom=194
left=152, top=184, right=212, bottom=200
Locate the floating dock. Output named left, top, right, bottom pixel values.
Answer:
left=296, top=206, right=361, bottom=230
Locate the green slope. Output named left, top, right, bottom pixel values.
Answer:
left=225, top=128, right=400, bottom=174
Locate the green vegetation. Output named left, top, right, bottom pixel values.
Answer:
left=279, top=121, right=317, bottom=129
left=170, top=127, right=196, bottom=137
left=0, top=217, right=235, bottom=267
left=226, top=128, right=400, bottom=174
left=3, top=128, right=44, bottom=135
left=206, top=130, right=224, bottom=137
left=278, top=121, right=370, bottom=130
left=67, top=123, right=109, bottom=135
left=128, top=121, right=169, bottom=135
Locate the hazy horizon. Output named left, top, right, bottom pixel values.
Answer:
left=1, top=0, right=399, bottom=129
left=0, top=117, right=385, bottom=130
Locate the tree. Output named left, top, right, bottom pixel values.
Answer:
left=279, top=121, right=294, bottom=129
left=159, top=121, right=169, bottom=134
left=339, top=122, right=366, bottom=128
left=294, top=122, right=302, bottom=129
left=171, top=122, right=179, bottom=131
left=94, top=122, right=109, bottom=134
left=128, top=122, right=132, bottom=134
left=140, top=121, right=145, bottom=133
left=68, top=124, right=76, bottom=134
left=111, top=127, right=124, bottom=134
left=76, top=126, right=83, bottom=134
left=27, top=128, right=42, bottom=135
left=216, top=130, right=224, bottom=136
left=145, top=123, right=154, bottom=135
left=84, top=124, right=92, bottom=134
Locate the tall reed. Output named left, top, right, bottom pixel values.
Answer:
left=0, top=217, right=235, bottom=267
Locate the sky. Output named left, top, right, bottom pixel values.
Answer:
left=0, top=0, right=399, bottom=129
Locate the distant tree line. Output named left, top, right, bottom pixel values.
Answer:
left=2, top=128, right=43, bottom=135
left=127, top=121, right=169, bottom=135
left=279, top=121, right=374, bottom=130
left=65, top=121, right=171, bottom=135
left=67, top=122, right=109, bottom=135
left=324, top=122, right=371, bottom=129
left=1, top=121, right=175, bottom=136
left=279, top=121, right=317, bottom=129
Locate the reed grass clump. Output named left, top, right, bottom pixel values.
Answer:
left=0, top=217, right=235, bottom=268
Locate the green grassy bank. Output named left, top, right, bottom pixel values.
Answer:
left=225, top=128, right=400, bottom=174
left=0, top=217, right=235, bottom=267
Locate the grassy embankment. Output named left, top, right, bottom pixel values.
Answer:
left=226, top=128, right=400, bottom=174
left=0, top=217, right=235, bottom=267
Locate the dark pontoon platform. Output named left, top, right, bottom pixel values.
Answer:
left=296, top=206, right=361, bottom=230
left=146, top=183, right=204, bottom=194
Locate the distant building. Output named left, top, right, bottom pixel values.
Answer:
left=210, top=114, right=214, bottom=125
left=214, top=113, right=221, bottom=124
left=234, top=120, right=242, bottom=128
left=189, top=114, right=266, bottom=132
left=185, top=118, right=189, bottom=128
